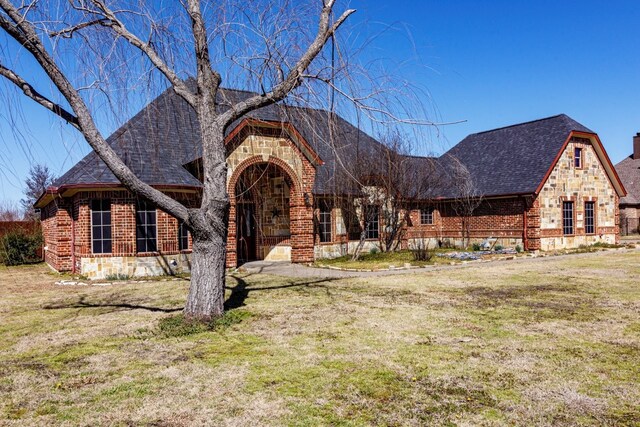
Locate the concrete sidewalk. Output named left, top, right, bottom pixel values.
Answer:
left=234, top=246, right=639, bottom=279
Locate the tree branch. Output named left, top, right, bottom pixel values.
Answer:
left=218, top=1, right=356, bottom=127
left=185, top=0, right=221, bottom=98
left=49, top=18, right=108, bottom=38
left=0, top=63, right=80, bottom=128
left=0, top=0, right=189, bottom=223
left=84, top=0, right=197, bottom=107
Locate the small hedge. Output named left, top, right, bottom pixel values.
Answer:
left=0, top=230, right=43, bottom=266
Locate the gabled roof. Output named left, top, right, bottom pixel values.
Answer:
left=437, top=114, right=594, bottom=198
left=615, top=155, right=640, bottom=206
left=49, top=85, right=384, bottom=198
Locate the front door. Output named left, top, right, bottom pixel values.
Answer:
left=237, top=203, right=257, bottom=264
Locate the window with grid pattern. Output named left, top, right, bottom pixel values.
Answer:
left=136, top=200, right=157, bottom=253
left=318, top=200, right=332, bottom=243
left=178, top=221, right=189, bottom=251
left=420, top=207, right=434, bottom=225
left=91, top=199, right=112, bottom=254
left=562, top=201, right=574, bottom=235
left=365, top=205, right=379, bottom=240
left=585, top=201, right=595, bottom=235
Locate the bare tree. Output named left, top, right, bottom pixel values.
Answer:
left=0, top=200, right=23, bottom=221
left=0, top=0, right=357, bottom=321
left=326, top=131, right=440, bottom=261
left=0, top=1, right=441, bottom=321
left=21, top=164, right=56, bottom=220
left=448, top=157, right=482, bottom=248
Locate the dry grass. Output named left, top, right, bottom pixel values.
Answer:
left=0, top=250, right=639, bottom=426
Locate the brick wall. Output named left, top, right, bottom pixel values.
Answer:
left=41, top=190, right=199, bottom=273
left=402, top=198, right=526, bottom=247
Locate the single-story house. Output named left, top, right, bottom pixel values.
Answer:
left=35, top=86, right=626, bottom=278
left=615, top=133, right=640, bottom=234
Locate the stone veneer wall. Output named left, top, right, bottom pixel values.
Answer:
left=537, top=137, right=619, bottom=250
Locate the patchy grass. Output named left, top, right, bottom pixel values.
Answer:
left=314, top=248, right=456, bottom=270
left=0, top=250, right=639, bottom=426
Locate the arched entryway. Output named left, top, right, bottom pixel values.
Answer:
left=227, top=155, right=317, bottom=267
left=234, top=162, right=293, bottom=264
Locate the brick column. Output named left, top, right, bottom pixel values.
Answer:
left=56, top=199, right=73, bottom=271
left=290, top=194, right=315, bottom=263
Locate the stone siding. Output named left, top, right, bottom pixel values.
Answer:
left=538, top=137, right=619, bottom=250
left=81, top=254, right=191, bottom=280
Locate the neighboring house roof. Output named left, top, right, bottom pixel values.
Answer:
left=438, top=114, right=594, bottom=198
left=51, top=85, right=385, bottom=196
left=615, top=155, right=640, bottom=206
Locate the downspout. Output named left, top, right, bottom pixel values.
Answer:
left=522, top=196, right=528, bottom=251
left=71, top=208, right=76, bottom=274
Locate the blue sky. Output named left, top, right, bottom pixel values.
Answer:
left=1, top=0, right=639, bottom=205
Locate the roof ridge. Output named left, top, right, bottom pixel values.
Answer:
left=472, top=114, right=568, bottom=136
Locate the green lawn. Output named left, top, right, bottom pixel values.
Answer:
left=314, top=249, right=460, bottom=270
left=0, top=250, right=639, bottom=426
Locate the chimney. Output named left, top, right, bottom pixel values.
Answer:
left=635, top=133, right=640, bottom=160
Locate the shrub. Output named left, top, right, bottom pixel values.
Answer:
left=472, top=243, right=481, bottom=251
left=369, top=247, right=379, bottom=255
left=515, top=245, right=523, bottom=253
left=0, top=230, right=43, bottom=266
left=494, top=244, right=504, bottom=251
left=158, top=310, right=251, bottom=338
left=411, top=240, right=433, bottom=262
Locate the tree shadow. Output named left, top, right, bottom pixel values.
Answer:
left=224, top=275, right=338, bottom=310
left=43, top=295, right=183, bottom=314
left=42, top=276, right=338, bottom=314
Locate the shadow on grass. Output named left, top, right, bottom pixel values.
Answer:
left=43, top=295, right=183, bottom=313
left=224, top=275, right=338, bottom=310
left=42, top=276, right=338, bottom=314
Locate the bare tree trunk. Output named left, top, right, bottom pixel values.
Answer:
left=184, top=117, right=230, bottom=321
left=185, top=228, right=227, bottom=320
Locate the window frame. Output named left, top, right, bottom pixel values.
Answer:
left=317, top=200, right=332, bottom=243
left=562, top=201, right=575, bottom=236
left=136, top=200, right=158, bottom=253
left=90, top=199, right=112, bottom=254
left=178, top=221, right=190, bottom=251
left=574, top=147, right=583, bottom=169
left=364, top=205, right=380, bottom=240
left=584, top=201, right=596, bottom=235
left=420, top=207, right=434, bottom=225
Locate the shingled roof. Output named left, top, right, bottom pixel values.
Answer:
left=51, top=82, right=611, bottom=204
left=437, top=114, right=594, bottom=198
left=615, top=155, right=640, bottom=206
left=52, top=85, right=384, bottom=195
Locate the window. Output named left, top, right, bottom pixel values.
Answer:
left=136, top=200, right=157, bottom=252
left=318, top=200, right=332, bottom=243
left=562, top=201, right=574, bottom=235
left=178, top=221, right=189, bottom=251
left=585, top=201, right=595, bottom=235
left=421, top=207, right=434, bottom=225
left=574, top=147, right=582, bottom=168
left=365, top=205, right=379, bottom=240
left=91, top=199, right=112, bottom=254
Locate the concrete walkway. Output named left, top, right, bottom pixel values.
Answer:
left=235, top=246, right=640, bottom=279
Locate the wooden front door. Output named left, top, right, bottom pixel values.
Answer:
left=237, top=203, right=257, bottom=264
